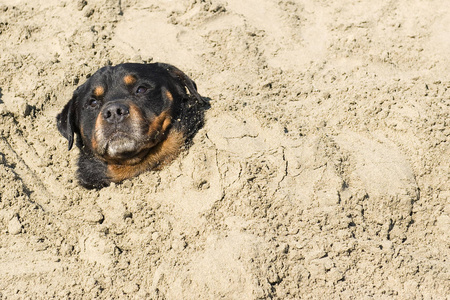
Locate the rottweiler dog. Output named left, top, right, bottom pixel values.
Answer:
left=57, top=63, right=206, bottom=189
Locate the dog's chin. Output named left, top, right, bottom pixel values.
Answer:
left=106, top=138, right=138, bottom=157
left=101, top=131, right=148, bottom=162
left=97, top=131, right=159, bottom=164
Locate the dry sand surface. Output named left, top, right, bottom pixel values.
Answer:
left=0, top=0, right=449, bottom=298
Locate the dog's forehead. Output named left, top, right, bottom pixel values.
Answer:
left=116, top=63, right=168, bottom=80
left=89, top=63, right=167, bottom=88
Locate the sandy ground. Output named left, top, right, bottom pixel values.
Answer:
left=0, top=0, right=449, bottom=298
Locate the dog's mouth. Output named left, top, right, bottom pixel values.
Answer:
left=96, top=130, right=160, bottom=165
left=106, top=133, right=139, bottom=158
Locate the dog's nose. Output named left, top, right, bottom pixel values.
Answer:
left=102, top=102, right=130, bottom=124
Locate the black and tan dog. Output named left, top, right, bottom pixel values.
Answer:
left=57, top=63, right=206, bottom=189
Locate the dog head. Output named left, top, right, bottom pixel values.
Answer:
left=57, top=63, right=202, bottom=166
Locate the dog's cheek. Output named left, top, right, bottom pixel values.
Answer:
left=147, top=110, right=172, bottom=138
left=90, top=113, right=104, bottom=153
left=79, top=122, right=92, bottom=150
left=129, top=104, right=150, bottom=134
left=79, top=122, right=86, bottom=142
left=76, top=112, right=102, bottom=153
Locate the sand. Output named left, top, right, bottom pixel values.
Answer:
left=0, top=0, right=449, bottom=298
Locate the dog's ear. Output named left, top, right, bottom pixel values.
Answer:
left=158, top=63, right=206, bottom=104
left=57, top=91, right=79, bottom=151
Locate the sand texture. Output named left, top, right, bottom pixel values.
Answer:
left=0, top=0, right=449, bottom=298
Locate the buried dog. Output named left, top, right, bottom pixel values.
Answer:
left=57, top=63, right=206, bottom=189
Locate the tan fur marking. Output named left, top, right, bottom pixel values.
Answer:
left=161, top=116, right=172, bottom=132
left=79, top=124, right=85, bottom=140
left=107, top=130, right=185, bottom=182
left=148, top=110, right=171, bottom=136
left=124, top=74, right=136, bottom=86
left=94, top=86, right=104, bottom=97
left=165, top=90, right=173, bottom=101
left=91, top=113, right=103, bottom=152
left=91, top=135, right=98, bottom=152
left=128, top=103, right=145, bottom=124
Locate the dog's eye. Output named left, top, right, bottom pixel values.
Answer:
left=135, top=86, right=148, bottom=95
left=88, top=99, right=100, bottom=108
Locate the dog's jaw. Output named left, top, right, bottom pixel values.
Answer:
left=106, top=135, right=139, bottom=158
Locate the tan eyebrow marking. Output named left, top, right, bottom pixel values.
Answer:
left=124, top=74, right=136, bottom=86
left=93, top=86, right=104, bottom=97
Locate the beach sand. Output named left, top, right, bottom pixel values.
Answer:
left=0, top=0, right=449, bottom=298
